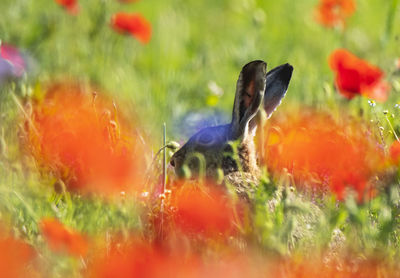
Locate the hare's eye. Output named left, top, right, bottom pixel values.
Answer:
left=198, top=133, right=214, bottom=146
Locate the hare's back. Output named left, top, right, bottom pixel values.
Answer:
left=224, top=171, right=259, bottom=200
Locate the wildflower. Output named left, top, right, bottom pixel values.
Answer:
left=389, top=141, right=400, bottom=165
left=329, top=49, right=390, bottom=102
left=0, top=44, right=25, bottom=76
left=40, top=217, right=88, bottom=257
left=0, top=43, right=25, bottom=84
left=86, top=239, right=202, bottom=278
left=208, top=81, right=224, bottom=97
left=86, top=238, right=267, bottom=278
left=265, top=110, right=384, bottom=201
left=171, top=182, right=238, bottom=236
left=314, top=0, right=356, bottom=28
left=0, top=58, right=14, bottom=85
left=0, top=234, right=36, bottom=278
left=55, top=0, right=79, bottom=14
left=141, top=191, right=149, bottom=198
left=25, top=83, right=148, bottom=195
left=86, top=235, right=399, bottom=278
left=111, top=13, right=152, bottom=43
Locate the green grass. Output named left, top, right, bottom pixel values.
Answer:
left=1, top=0, right=399, bottom=136
left=1, top=0, right=400, bottom=276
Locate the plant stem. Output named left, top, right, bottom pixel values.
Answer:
left=162, top=123, right=166, bottom=193
left=384, top=114, right=400, bottom=142
left=11, top=91, right=39, bottom=136
left=160, top=123, right=166, bottom=240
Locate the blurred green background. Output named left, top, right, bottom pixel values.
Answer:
left=1, top=0, right=399, bottom=141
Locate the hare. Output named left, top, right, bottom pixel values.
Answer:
left=170, top=60, right=293, bottom=197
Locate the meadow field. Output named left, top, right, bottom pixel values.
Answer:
left=1, top=0, right=400, bottom=277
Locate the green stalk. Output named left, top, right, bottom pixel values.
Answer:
left=11, top=91, right=39, bottom=136
left=160, top=123, right=167, bottom=240
left=162, top=123, right=167, bottom=193
left=382, top=0, right=399, bottom=46
left=384, top=114, right=400, bottom=142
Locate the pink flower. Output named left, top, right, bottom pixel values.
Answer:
left=0, top=43, right=25, bottom=76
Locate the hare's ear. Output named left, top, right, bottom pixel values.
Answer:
left=264, top=63, right=293, bottom=118
left=231, top=60, right=267, bottom=140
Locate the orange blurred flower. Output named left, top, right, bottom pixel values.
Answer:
left=329, top=49, right=390, bottom=102
left=314, top=0, right=356, bottom=28
left=111, top=13, right=152, bottom=44
left=55, top=0, right=79, bottom=15
left=277, top=256, right=397, bottom=278
left=85, top=236, right=399, bottom=278
left=86, top=238, right=271, bottom=278
left=170, top=182, right=239, bottom=236
left=389, top=140, right=400, bottom=165
left=25, top=83, right=148, bottom=195
left=40, top=217, right=88, bottom=257
left=0, top=234, right=36, bottom=278
left=264, top=110, right=384, bottom=200
left=86, top=239, right=202, bottom=278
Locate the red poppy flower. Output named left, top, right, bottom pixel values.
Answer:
left=55, top=0, right=79, bottom=15
left=86, top=238, right=270, bottom=278
left=0, top=234, right=36, bottom=278
left=24, top=83, right=148, bottom=195
left=85, top=233, right=400, bottom=278
left=0, top=43, right=25, bottom=76
left=111, top=13, right=152, bottom=44
left=170, top=182, right=238, bottom=236
left=314, top=0, right=356, bottom=28
left=389, top=141, right=400, bottom=164
left=40, top=217, right=88, bottom=257
left=86, top=239, right=205, bottom=278
left=329, top=49, right=390, bottom=102
left=264, top=110, right=384, bottom=201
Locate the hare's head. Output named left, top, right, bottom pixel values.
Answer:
left=171, top=60, right=293, bottom=179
